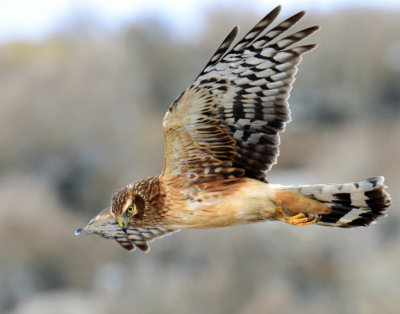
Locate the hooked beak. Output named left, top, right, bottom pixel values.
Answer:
left=118, top=217, right=129, bottom=233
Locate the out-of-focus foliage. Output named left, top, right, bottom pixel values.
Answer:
left=0, top=7, right=399, bottom=314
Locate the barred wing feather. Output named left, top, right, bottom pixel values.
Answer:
left=77, top=221, right=176, bottom=252
left=162, top=5, right=319, bottom=182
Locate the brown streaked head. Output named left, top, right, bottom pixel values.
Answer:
left=111, top=186, right=147, bottom=231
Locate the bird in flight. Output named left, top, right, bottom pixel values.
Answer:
left=76, top=5, right=391, bottom=252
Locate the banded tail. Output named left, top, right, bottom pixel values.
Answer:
left=273, top=176, right=391, bottom=228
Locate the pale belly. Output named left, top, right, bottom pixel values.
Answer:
left=163, top=178, right=279, bottom=229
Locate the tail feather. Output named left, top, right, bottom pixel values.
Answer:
left=274, top=176, right=391, bottom=228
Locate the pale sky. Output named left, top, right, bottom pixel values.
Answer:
left=1, top=0, right=399, bottom=42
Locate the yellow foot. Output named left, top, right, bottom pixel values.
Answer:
left=284, top=213, right=318, bottom=226
left=276, top=204, right=318, bottom=226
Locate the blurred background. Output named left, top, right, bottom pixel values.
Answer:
left=0, top=0, right=399, bottom=313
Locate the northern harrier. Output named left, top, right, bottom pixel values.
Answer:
left=76, top=6, right=391, bottom=251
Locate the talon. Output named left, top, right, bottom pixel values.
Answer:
left=306, top=215, right=318, bottom=224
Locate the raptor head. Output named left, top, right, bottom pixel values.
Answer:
left=74, top=184, right=172, bottom=252
left=75, top=178, right=166, bottom=251
left=110, top=186, right=147, bottom=233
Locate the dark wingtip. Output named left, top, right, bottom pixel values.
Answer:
left=228, top=26, right=239, bottom=41
left=135, top=242, right=150, bottom=252
left=272, top=5, right=282, bottom=15
left=288, top=10, right=306, bottom=24
left=298, top=10, right=307, bottom=18
left=308, top=25, right=321, bottom=33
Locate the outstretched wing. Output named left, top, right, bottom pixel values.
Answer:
left=75, top=209, right=176, bottom=252
left=87, top=224, right=175, bottom=252
left=162, top=5, right=318, bottom=182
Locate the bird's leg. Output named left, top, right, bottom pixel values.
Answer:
left=276, top=199, right=318, bottom=226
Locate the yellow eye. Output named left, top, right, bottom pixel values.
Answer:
left=126, top=205, right=136, bottom=216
